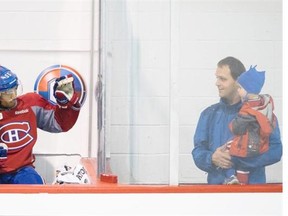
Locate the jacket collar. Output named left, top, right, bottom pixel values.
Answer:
left=219, top=98, right=242, bottom=113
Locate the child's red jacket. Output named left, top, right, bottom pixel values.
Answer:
left=229, top=94, right=276, bottom=157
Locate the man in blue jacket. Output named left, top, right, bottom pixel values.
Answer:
left=192, top=56, right=282, bottom=184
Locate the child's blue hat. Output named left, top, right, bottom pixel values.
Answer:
left=237, top=65, right=265, bottom=94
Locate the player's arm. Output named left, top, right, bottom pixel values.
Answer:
left=53, top=75, right=81, bottom=131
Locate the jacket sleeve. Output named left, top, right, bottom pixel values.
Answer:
left=192, top=110, right=217, bottom=173
left=30, top=93, right=80, bottom=133
left=54, top=105, right=80, bottom=132
left=230, top=114, right=255, bottom=135
left=232, top=117, right=282, bottom=169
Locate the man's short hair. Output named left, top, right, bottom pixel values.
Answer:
left=217, top=56, right=246, bottom=80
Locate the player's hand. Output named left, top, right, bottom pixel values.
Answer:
left=0, top=143, right=8, bottom=167
left=53, top=74, right=79, bottom=108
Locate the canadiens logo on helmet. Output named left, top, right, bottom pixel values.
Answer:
left=34, top=65, right=87, bottom=106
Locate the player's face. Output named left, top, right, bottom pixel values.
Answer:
left=215, top=65, right=240, bottom=105
left=0, top=87, right=18, bottom=108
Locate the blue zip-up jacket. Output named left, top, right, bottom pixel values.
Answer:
left=192, top=99, right=282, bottom=184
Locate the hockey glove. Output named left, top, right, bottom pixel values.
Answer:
left=53, top=74, right=79, bottom=108
left=0, top=143, right=8, bottom=166
left=54, top=164, right=90, bottom=184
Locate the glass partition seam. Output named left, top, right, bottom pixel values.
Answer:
left=169, top=0, right=180, bottom=186
left=88, top=0, right=96, bottom=158
left=97, top=0, right=106, bottom=178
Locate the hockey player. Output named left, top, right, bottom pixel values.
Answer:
left=0, top=65, right=81, bottom=184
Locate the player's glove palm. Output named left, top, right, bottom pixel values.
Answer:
left=53, top=74, right=79, bottom=108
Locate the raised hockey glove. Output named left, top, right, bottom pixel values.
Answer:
left=0, top=143, right=8, bottom=167
left=53, top=74, right=79, bottom=108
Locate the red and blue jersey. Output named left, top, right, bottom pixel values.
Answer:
left=0, top=92, right=79, bottom=173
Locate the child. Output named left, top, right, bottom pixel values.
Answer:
left=224, top=65, right=276, bottom=185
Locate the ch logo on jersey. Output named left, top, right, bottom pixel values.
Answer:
left=0, top=122, right=33, bottom=151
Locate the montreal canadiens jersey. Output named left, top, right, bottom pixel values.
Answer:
left=0, top=92, right=80, bottom=173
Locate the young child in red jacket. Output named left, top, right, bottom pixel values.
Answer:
left=224, top=65, right=276, bottom=185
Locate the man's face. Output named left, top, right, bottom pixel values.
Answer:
left=215, top=65, right=239, bottom=104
